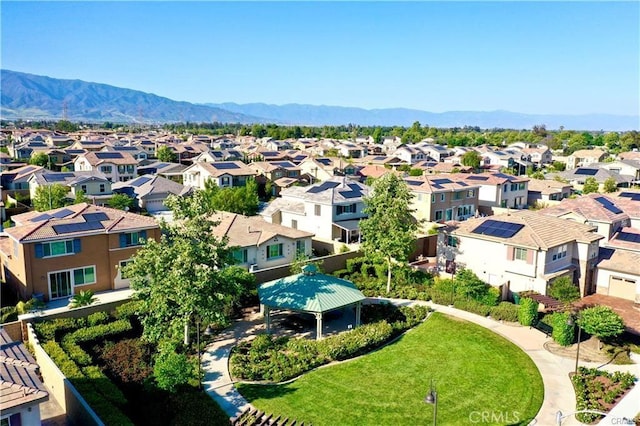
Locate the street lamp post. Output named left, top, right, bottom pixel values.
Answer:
left=196, top=318, right=214, bottom=390
left=424, top=379, right=438, bottom=426
left=567, top=312, right=582, bottom=374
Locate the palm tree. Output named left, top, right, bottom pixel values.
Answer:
left=68, top=290, right=97, bottom=309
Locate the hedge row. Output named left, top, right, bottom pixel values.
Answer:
left=66, top=319, right=132, bottom=343
left=230, top=304, right=430, bottom=382
left=41, top=341, right=133, bottom=426
left=489, top=302, right=519, bottom=322
left=35, top=317, right=85, bottom=342
left=114, top=300, right=145, bottom=320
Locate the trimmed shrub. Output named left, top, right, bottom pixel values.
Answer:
left=99, top=339, right=153, bottom=384
left=518, top=298, right=539, bottom=326
left=61, top=337, right=92, bottom=366
left=114, top=300, right=145, bottom=319
left=81, top=366, right=128, bottom=406
left=87, top=311, right=110, bottom=327
left=489, top=302, right=519, bottom=322
left=34, top=318, right=81, bottom=342
left=548, top=276, right=580, bottom=303
left=479, top=287, right=501, bottom=307
left=319, top=321, right=394, bottom=361
left=67, top=319, right=132, bottom=343
left=546, top=312, right=574, bottom=346
left=453, top=299, right=491, bottom=316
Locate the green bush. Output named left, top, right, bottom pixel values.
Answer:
left=114, top=300, right=145, bottom=319
left=0, top=306, right=18, bottom=323
left=81, top=366, right=128, bottom=406
left=548, top=276, right=580, bottom=303
left=489, top=302, right=519, bottom=322
left=518, top=298, right=539, bottom=326
left=319, top=321, right=394, bottom=361
left=346, top=257, right=367, bottom=274
left=61, top=337, right=92, bottom=366
left=453, top=299, right=491, bottom=316
left=154, top=345, right=194, bottom=392
left=67, top=319, right=132, bottom=343
left=547, top=312, right=574, bottom=346
left=479, top=287, right=501, bottom=307
left=35, top=318, right=81, bottom=342
left=99, top=339, right=153, bottom=384
left=87, top=311, right=110, bottom=327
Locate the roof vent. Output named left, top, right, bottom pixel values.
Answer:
left=302, top=264, right=317, bottom=276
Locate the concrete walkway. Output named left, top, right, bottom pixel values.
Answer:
left=201, top=298, right=640, bottom=424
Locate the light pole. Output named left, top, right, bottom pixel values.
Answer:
left=196, top=317, right=213, bottom=390
left=424, top=379, right=438, bottom=426
left=567, top=311, right=582, bottom=374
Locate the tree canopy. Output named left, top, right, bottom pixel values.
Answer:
left=582, top=177, right=599, bottom=195
left=578, top=306, right=625, bottom=347
left=202, top=178, right=259, bottom=216
left=156, top=145, right=178, bottom=163
left=461, top=150, right=482, bottom=169
left=109, top=193, right=135, bottom=211
left=33, top=184, right=70, bottom=211
left=360, top=173, right=419, bottom=293
left=29, top=152, right=49, bottom=167
left=603, top=177, right=618, bottom=193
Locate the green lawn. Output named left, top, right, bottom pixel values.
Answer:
left=237, top=313, right=543, bottom=426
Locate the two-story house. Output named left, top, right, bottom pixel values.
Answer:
left=27, top=171, right=112, bottom=205
left=526, top=179, right=573, bottom=206
left=567, top=149, right=607, bottom=170
left=0, top=203, right=160, bottom=301
left=211, top=212, right=314, bottom=271
left=392, top=146, right=427, bottom=165
left=439, top=210, right=603, bottom=296
left=182, top=161, right=257, bottom=190
left=261, top=178, right=371, bottom=243
left=112, top=174, right=191, bottom=213
left=521, top=146, right=553, bottom=167
left=404, top=175, right=480, bottom=223
left=457, top=172, right=529, bottom=210
left=251, top=161, right=303, bottom=196
left=74, top=152, right=138, bottom=182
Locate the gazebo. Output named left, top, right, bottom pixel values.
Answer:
left=258, top=264, right=366, bottom=340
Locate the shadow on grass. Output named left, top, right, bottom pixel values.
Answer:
left=236, top=382, right=298, bottom=401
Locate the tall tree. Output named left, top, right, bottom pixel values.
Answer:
left=156, top=145, right=177, bottom=163
left=109, top=193, right=135, bottom=210
left=32, top=184, right=69, bottom=211
left=29, top=152, right=49, bottom=167
left=360, top=174, right=419, bottom=293
left=125, top=192, right=244, bottom=345
left=582, top=177, right=599, bottom=194
left=603, top=177, right=618, bottom=193
left=461, top=151, right=482, bottom=169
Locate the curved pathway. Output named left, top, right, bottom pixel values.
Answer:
left=201, top=298, right=639, bottom=425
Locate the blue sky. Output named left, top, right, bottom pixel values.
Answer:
left=2, top=1, right=639, bottom=116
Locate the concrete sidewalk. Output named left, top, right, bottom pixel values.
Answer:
left=201, top=298, right=640, bottom=425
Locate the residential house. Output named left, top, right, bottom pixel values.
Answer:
left=420, top=144, right=453, bottom=162
left=137, top=161, right=187, bottom=182
left=112, top=174, right=191, bottom=213
left=392, top=145, right=427, bottom=165
left=0, top=165, right=44, bottom=199
left=521, top=146, right=553, bottom=167
left=595, top=228, right=640, bottom=303
left=251, top=161, right=302, bottom=196
left=595, top=160, right=640, bottom=184
left=550, top=167, right=633, bottom=192
left=28, top=171, right=112, bottom=205
left=480, top=150, right=530, bottom=175
left=618, top=151, right=640, bottom=162
left=211, top=212, right=314, bottom=271
left=261, top=178, right=371, bottom=243
left=456, top=172, right=529, bottom=210
left=67, top=140, right=110, bottom=152
left=182, top=161, right=257, bottom=190
left=336, top=141, right=366, bottom=159
left=354, top=155, right=404, bottom=167
left=10, top=140, right=49, bottom=161
left=0, top=329, right=49, bottom=426
left=74, top=152, right=138, bottom=183
left=404, top=175, right=479, bottom=223
left=0, top=203, right=160, bottom=301
left=439, top=210, right=603, bottom=296
left=567, top=149, right=607, bottom=169
left=192, top=150, right=242, bottom=163
left=297, top=157, right=336, bottom=182
left=526, top=179, right=573, bottom=206
left=615, top=191, right=640, bottom=228
left=101, top=145, right=149, bottom=162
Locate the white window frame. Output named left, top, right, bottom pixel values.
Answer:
left=514, top=247, right=527, bottom=261
left=266, top=243, right=284, bottom=260
left=48, top=265, right=97, bottom=299
left=552, top=244, right=568, bottom=261
left=42, top=240, right=75, bottom=258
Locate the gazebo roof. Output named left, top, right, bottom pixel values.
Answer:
left=258, top=264, right=365, bottom=313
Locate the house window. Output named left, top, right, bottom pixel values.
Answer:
left=434, top=210, right=443, bottom=221
left=431, top=194, right=435, bottom=203
left=221, top=177, right=230, bottom=186
left=511, top=183, right=518, bottom=191
left=275, top=171, right=283, bottom=178
left=291, top=220, right=298, bottom=229
left=233, top=249, right=248, bottom=264
left=552, top=244, right=568, bottom=261
left=267, top=243, right=283, bottom=260
left=101, top=166, right=112, bottom=173
left=514, top=247, right=527, bottom=261
left=296, top=240, right=306, bottom=255
left=36, top=239, right=78, bottom=258
left=119, top=231, right=147, bottom=248
left=126, top=165, right=135, bottom=173
left=314, top=204, right=321, bottom=216
left=504, top=185, right=508, bottom=192
left=453, top=192, right=464, bottom=200
left=446, top=235, right=458, bottom=247
left=81, top=185, right=87, bottom=193
left=518, top=183, right=525, bottom=190
left=467, top=189, right=475, bottom=197
left=99, top=183, right=105, bottom=193
left=500, top=200, right=507, bottom=208
left=337, top=204, right=356, bottom=215
left=440, top=194, right=445, bottom=202
left=73, top=266, right=96, bottom=286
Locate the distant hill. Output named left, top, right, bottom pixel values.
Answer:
left=1, top=70, right=637, bottom=130
left=207, top=102, right=639, bottom=131
left=0, top=70, right=266, bottom=124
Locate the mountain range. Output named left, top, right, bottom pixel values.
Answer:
left=2, top=70, right=638, bottom=131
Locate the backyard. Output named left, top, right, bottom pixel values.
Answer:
left=237, top=313, right=544, bottom=425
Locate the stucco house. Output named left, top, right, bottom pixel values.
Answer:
left=211, top=212, right=314, bottom=271
left=261, top=178, right=371, bottom=243
left=526, top=179, right=573, bottom=206
left=567, top=149, right=607, bottom=170
left=0, top=204, right=160, bottom=301
left=439, top=210, right=603, bottom=296
left=403, top=175, right=480, bottom=223
left=73, top=151, right=138, bottom=183
left=182, top=161, right=257, bottom=190
left=112, top=174, right=192, bottom=213
left=595, top=229, right=640, bottom=303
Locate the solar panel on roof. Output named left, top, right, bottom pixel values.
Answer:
left=51, top=208, right=75, bottom=219
left=82, top=212, right=109, bottom=222
left=32, top=214, right=51, bottom=222
left=307, top=181, right=340, bottom=193
left=95, top=152, right=123, bottom=159
left=619, top=192, right=640, bottom=201
left=471, top=220, right=524, bottom=238
left=594, top=197, right=623, bottom=214
left=53, top=221, right=104, bottom=235
left=211, top=162, right=240, bottom=170
left=458, top=182, right=468, bottom=187
left=130, top=176, right=152, bottom=187
left=339, top=191, right=362, bottom=199
left=467, top=175, right=489, bottom=181
left=432, top=178, right=453, bottom=185
left=617, top=231, right=640, bottom=244
left=405, top=180, right=422, bottom=186
left=575, top=168, right=598, bottom=176
left=272, top=161, right=294, bottom=168
left=316, top=158, right=332, bottom=166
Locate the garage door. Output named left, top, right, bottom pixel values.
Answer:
left=608, top=276, right=637, bottom=300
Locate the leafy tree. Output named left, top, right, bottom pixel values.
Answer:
left=582, top=177, right=599, bottom=194
left=578, top=306, right=625, bottom=349
left=548, top=276, right=580, bottom=303
left=360, top=173, right=419, bottom=293
left=153, top=342, right=193, bottom=392
left=33, top=184, right=69, bottom=211
left=68, top=290, right=97, bottom=309
left=29, top=152, right=49, bottom=167
left=529, top=171, right=545, bottom=180
left=202, top=178, right=259, bottom=216
left=454, top=269, right=488, bottom=300
left=126, top=192, right=243, bottom=345
left=109, top=193, right=135, bottom=211
left=74, top=189, right=88, bottom=204
left=156, top=145, right=177, bottom=163
left=461, top=150, right=481, bottom=169
left=54, top=120, right=79, bottom=132
left=603, top=177, right=618, bottom=193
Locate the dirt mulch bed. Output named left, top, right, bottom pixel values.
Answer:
left=544, top=336, right=634, bottom=365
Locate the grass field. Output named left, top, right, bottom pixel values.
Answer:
left=237, top=313, right=543, bottom=426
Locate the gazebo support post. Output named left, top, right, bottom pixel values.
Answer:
left=355, top=302, right=361, bottom=327
left=315, top=312, right=323, bottom=340
left=265, top=306, right=271, bottom=334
